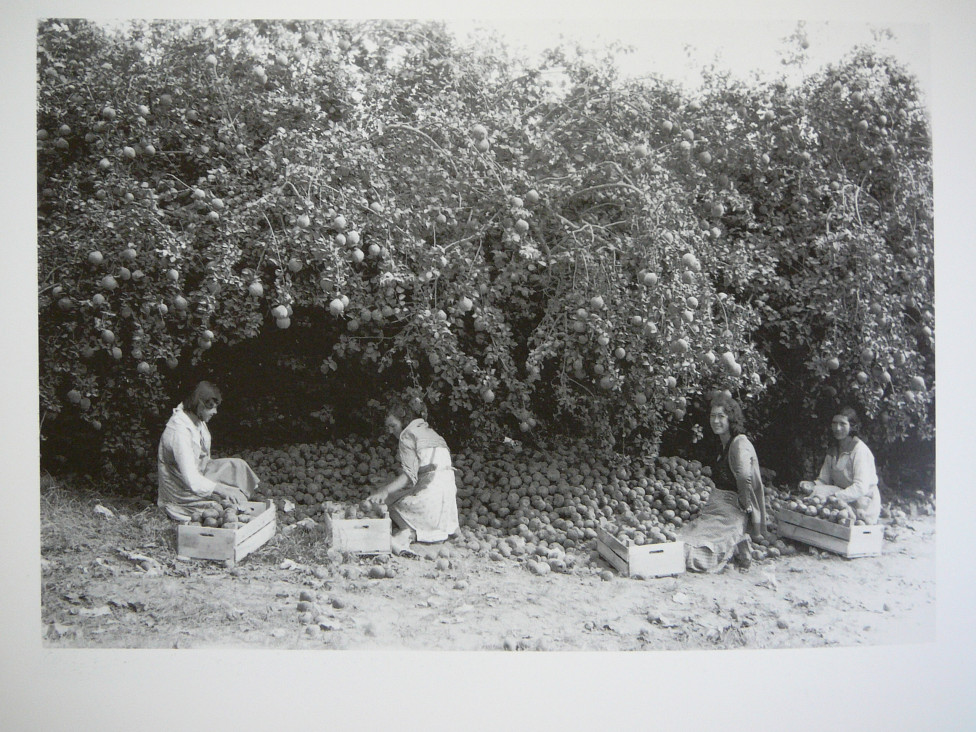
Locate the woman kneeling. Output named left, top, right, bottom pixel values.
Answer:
left=679, top=393, right=766, bottom=572
left=367, top=404, right=460, bottom=550
left=157, top=381, right=260, bottom=522
left=799, top=407, right=881, bottom=524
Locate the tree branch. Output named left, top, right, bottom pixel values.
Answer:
left=379, top=124, right=459, bottom=176
left=569, top=181, right=649, bottom=200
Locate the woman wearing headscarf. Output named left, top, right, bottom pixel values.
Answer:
left=679, top=393, right=766, bottom=572
left=157, top=381, right=260, bottom=522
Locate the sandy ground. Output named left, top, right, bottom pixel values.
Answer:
left=41, top=513, right=934, bottom=651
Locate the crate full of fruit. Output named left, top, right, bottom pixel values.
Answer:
left=596, top=527, right=685, bottom=578
left=324, top=501, right=392, bottom=554
left=177, top=500, right=277, bottom=566
left=774, top=504, right=883, bottom=558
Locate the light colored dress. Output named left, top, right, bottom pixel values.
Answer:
left=156, top=404, right=259, bottom=521
left=814, top=438, right=881, bottom=523
left=389, top=418, right=460, bottom=543
left=680, top=434, right=765, bottom=572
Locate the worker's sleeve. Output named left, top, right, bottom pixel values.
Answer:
left=398, top=427, right=420, bottom=485
left=170, top=425, right=218, bottom=497
left=814, top=454, right=834, bottom=486
left=835, top=443, right=878, bottom=502
left=729, top=436, right=761, bottom=515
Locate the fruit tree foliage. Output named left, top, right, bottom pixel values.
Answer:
left=37, top=20, right=933, bottom=484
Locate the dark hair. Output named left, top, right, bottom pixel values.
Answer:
left=386, top=400, right=424, bottom=427
left=832, top=406, right=860, bottom=437
left=709, top=392, right=745, bottom=437
left=183, top=381, right=222, bottom=413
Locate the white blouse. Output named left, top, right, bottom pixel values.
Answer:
left=815, top=438, right=879, bottom=502
left=157, top=404, right=218, bottom=503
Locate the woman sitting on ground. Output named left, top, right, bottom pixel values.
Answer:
left=799, top=406, right=881, bottom=524
left=157, top=381, right=260, bottom=522
left=367, top=403, right=460, bottom=551
left=678, top=393, right=766, bottom=572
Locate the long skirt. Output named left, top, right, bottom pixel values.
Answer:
left=161, top=457, right=260, bottom=522
left=389, top=468, right=459, bottom=543
left=678, top=489, right=749, bottom=572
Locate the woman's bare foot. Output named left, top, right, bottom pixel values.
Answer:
left=391, top=528, right=416, bottom=555
left=733, top=538, right=753, bottom=571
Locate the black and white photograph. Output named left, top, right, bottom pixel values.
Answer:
left=5, top=1, right=976, bottom=729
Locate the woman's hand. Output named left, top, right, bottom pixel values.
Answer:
left=369, top=473, right=410, bottom=506
left=212, top=484, right=247, bottom=505
left=366, top=488, right=389, bottom=505
left=809, top=483, right=838, bottom=500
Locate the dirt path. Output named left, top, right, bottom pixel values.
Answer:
left=41, top=515, right=935, bottom=651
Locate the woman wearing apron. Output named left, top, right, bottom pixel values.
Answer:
left=367, top=405, right=460, bottom=550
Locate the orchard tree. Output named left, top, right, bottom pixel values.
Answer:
left=37, top=19, right=932, bottom=490
left=683, top=47, right=933, bottom=478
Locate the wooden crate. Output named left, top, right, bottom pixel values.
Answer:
left=328, top=514, right=392, bottom=554
left=596, top=528, right=685, bottom=578
left=774, top=508, right=883, bottom=558
left=177, top=500, right=276, bottom=566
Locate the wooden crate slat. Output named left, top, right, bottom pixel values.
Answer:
left=776, top=513, right=883, bottom=558
left=596, top=538, right=631, bottom=575
left=777, top=522, right=852, bottom=555
left=236, top=500, right=276, bottom=542
left=235, top=518, right=277, bottom=563
left=596, top=527, right=628, bottom=555
left=775, top=508, right=852, bottom=540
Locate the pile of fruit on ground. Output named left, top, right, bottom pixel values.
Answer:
left=232, top=436, right=799, bottom=566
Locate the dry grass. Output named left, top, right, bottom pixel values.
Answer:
left=40, top=472, right=340, bottom=570
left=40, top=481, right=100, bottom=554
left=258, top=521, right=334, bottom=566
left=40, top=474, right=176, bottom=559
